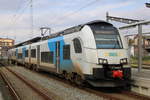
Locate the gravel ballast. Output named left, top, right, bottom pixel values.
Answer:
left=9, top=66, right=106, bottom=100
left=0, top=67, right=45, bottom=100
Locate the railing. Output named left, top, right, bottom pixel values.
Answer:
left=144, top=45, right=150, bottom=49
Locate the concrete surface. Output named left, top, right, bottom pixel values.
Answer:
left=131, top=68, right=150, bottom=96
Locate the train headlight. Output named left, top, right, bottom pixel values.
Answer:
left=99, top=59, right=103, bottom=64
left=98, top=58, right=108, bottom=65
left=103, top=59, right=107, bottom=64
left=120, top=58, right=128, bottom=64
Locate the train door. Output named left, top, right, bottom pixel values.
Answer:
left=37, top=45, right=40, bottom=67
left=29, top=45, right=31, bottom=65
left=56, top=41, right=60, bottom=73
left=22, top=47, right=26, bottom=64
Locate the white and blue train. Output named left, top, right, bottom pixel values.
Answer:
left=9, top=20, right=131, bottom=87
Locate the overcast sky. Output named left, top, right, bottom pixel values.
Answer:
left=0, top=0, right=150, bottom=43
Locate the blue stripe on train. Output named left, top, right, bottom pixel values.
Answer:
left=47, top=36, right=74, bottom=72
left=48, top=36, right=63, bottom=64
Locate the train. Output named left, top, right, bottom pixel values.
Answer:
left=8, top=20, right=131, bottom=87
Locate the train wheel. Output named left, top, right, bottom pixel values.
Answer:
left=35, top=66, right=39, bottom=72
left=15, top=61, right=17, bottom=65
left=25, top=63, right=28, bottom=68
left=26, top=64, right=30, bottom=69
left=32, top=65, right=36, bottom=71
left=74, top=74, right=84, bottom=86
left=32, top=66, right=35, bottom=71
left=62, top=71, right=67, bottom=79
left=69, top=73, right=76, bottom=81
left=70, top=73, right=75, bottom=83
left=124, top=84, right=131, bottom=91
left=30, top=64, right=33, bottom=70
left=36, top=68, right=39, bottom=72
left=65, top=73, right=70, bottom=80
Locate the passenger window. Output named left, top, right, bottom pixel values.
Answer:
left=31, top=49, right=36, bottom=58
left=73, top=38, right=82, bottom=53
left=25, top=50, right=28, bottom=57
left=15, top=50, right=17, bottom=56
left=41, top=52, right=53, bottom=63
left=18, top=53, right=22, bottom=59
left=63, top=45, right=70, bottom=60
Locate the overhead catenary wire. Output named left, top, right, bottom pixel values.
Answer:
left=6, top=0, right=100, bottom=43
left=10, top=0, right=31, bottom=27
left=7, top=0, right=31, bottom=29
left=6, top=0, right=34, bottom=43
left=49, top=0, right=100, bottom=27
left=7, top=0, right=28, bottom=25
left=3, top=0, right=30, bottom=39
left=5, top=0, right=31, bottom=41
left=62, top=0, right=99, bottom=18
left=13, top=0, right=29, bottom=19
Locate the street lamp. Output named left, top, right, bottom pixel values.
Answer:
left=145, top=3, right=150, bottom=8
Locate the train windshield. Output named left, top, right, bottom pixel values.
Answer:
left=90, top=24, right=123, bottom=49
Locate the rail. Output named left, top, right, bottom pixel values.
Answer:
left=0, top=65, right=54, bottom=100
left=2, top=65, right=150, bottom=100
left=5, top=67, right=53, bottom=100
left=0, top=69, right=21, bottom=100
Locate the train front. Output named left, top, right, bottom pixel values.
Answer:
left=82, top=21, right=131, bottom=87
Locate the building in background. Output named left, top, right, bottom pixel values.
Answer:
left=0, top=38, right=14, bottom=58
left=125, top=34, right=150, bottom=57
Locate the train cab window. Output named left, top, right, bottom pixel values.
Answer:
left=41, top=52, right=53, bottom=63
left=31, top=49, right=36, bottom=58
left=25, top=50, right=28, bottom=57
left=90, top=24, right=123, bottom=49
left=73, top=38, right=82, bottom=53
left=63, top=45, right=70, bottom=60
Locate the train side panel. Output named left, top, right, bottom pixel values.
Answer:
left=39, top=40, right=56, bottom=72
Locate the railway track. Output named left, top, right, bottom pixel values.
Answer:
left=9, top=66, right=150, bottom=100
left=0, top=69, right=21, bottom=100
left=0, top=66, right=55, bottom=100
left=39, top=71, right=150, bottom=100
left=1, top=65, right=150, bottom=100
left=31, top=69, right=150, bottom=100
left=0, top=62, right=5, bottom=66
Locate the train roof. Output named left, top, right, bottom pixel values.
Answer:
left=85, top=20, right=112, bottom=25
left=13, top=20, right=112, bottom=47
left=14, top=37, right=41, bottom=47
left=42, top=20, right=113, bottom=40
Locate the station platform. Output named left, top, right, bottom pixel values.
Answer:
left=132, top=68, right=150, bottom=79
left=131, top=68, right=150, bottom=96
